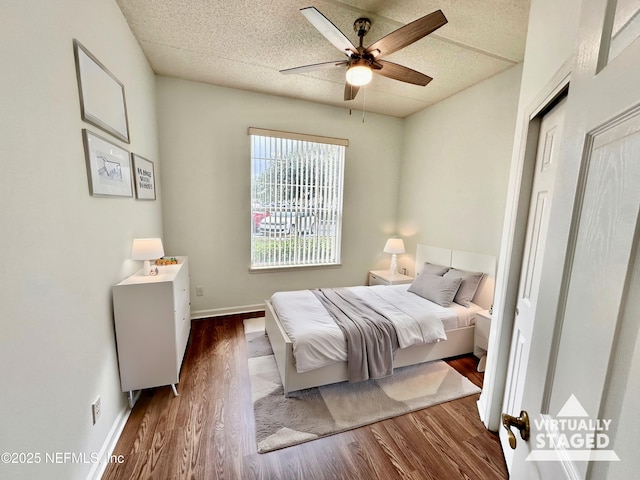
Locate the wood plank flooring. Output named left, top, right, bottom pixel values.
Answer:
left=102, top=313, right=508, bottom=479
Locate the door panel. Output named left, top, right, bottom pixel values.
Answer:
left=595, top=251, right=640, bottom=480
left=522, top=191, right=549, bottom=301
left=499, top=98, right=566, bottom=469
left=547, top=110, right=640, bottom=479
left=548, top=113, right=640, bottom=420
left=505, top=331, right=526, bottom=412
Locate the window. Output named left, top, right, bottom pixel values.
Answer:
left=249, top=128, right=347, bottom=270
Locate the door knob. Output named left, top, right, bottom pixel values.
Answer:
left=502, top=410, right=530, bottom=449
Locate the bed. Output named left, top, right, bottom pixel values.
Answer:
left=264, top=245, right=496, bottom=395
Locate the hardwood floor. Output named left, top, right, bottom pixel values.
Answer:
left=102, top=313, right=508, bottom=479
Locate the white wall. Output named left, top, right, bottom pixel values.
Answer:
left=396, top=65, right=523, bottom=274
left=518, top=0, right=582, bottom=107
left=0, top=1, right=162, bottom=479
left=157, top=77, right=405, bottom=315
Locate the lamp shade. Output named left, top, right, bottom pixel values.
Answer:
left=131, top=238, right=164, bottom=260
left=346, top=62, right=373, bottom=86
left=383, top=238, right=405, bottom=254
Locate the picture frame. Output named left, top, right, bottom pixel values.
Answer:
left=132, top=154, right=157, bottom=200
left=73, top=39, right=130, bottom=143
left=82, top=129, right=133, bottom=197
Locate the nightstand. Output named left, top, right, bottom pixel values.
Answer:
left=474, top=310, right=491, bottom=372
left=368, top=270, right=414, bottom=286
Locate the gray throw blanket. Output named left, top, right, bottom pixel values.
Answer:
left=312, top=288, right=399, bottom=382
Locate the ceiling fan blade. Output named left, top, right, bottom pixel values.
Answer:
left=344, top=82, right=360, bottom=101
left=366, top=10, right=447, bottom=59
left=301, top=7, right=358, bottom=55
left=374, top=60, right=432, bottom=86
left=280, top=60, right=348, bottom=75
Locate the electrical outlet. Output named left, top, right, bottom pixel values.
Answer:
left=196, top=286, right=204, bottom=296
left=92, top=396, right=101, bottom=425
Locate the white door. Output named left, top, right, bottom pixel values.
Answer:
left=502, top=0, right=640, bottom=478
left=499, top=97, right=566, bottom=469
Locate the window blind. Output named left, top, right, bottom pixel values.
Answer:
left=250, top=129, right=346, bottom=270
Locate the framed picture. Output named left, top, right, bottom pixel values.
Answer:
left=82, top=129, right=133, bottom=197
left=132, top=154, right=157, bottom=200
left=73, top=39, right=130, bottom=143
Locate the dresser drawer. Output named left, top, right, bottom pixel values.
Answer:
left=172, top=265, right=189, bottom=306
left=175, top=294, right=190, bottom=333
left=368, top=270, right=413, bottom=286
left=476, top=312, right=491, bottom=339
left=475, top=333, right=489, bottom=351
left=176, top=309, right=190, bottom=366
left=369, top=272, right=388, bottom=286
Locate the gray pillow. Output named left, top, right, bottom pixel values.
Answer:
left=408, top=272, right=462, bottom=307
left=443, top=268, right=485, bottom=307
left=417, top=262, right=450, bottom=276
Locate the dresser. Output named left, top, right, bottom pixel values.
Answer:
left=112, top=257, right=190, bottom=401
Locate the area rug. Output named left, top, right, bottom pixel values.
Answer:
left=244, top=320, right=481, bottom=453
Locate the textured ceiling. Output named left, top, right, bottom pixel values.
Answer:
left=116, top=0, right=530, bottom=118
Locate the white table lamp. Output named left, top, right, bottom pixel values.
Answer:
left=384, top=238, right=405, bottom=275
left=131, top=238, right=165, bottom=275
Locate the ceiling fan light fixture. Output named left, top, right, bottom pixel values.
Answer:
left=346, top=63, right=372, bottom=86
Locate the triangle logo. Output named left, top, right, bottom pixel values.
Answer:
left=557, top=394, right=589, bottom=417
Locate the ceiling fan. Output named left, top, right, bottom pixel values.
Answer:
left=280, top=7, right=448, bottom=101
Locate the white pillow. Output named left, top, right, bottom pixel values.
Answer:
left=417, top=262, right=450, bottom=276
left=408, top=272, right=462, bottom=307
left=443, top=268, right=484, bottom=307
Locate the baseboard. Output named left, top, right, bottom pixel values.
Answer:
left=191, top=304, right=265, bottom=319
left=85, top=403, right=132, bottom=480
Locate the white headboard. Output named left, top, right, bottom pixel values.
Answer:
left=415, top=245, right=496, bottom=310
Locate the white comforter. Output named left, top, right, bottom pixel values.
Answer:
left=271, top=284, right=470, bottom=373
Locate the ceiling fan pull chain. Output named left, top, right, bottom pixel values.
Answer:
left=362, top=86, right=366, bottom=123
